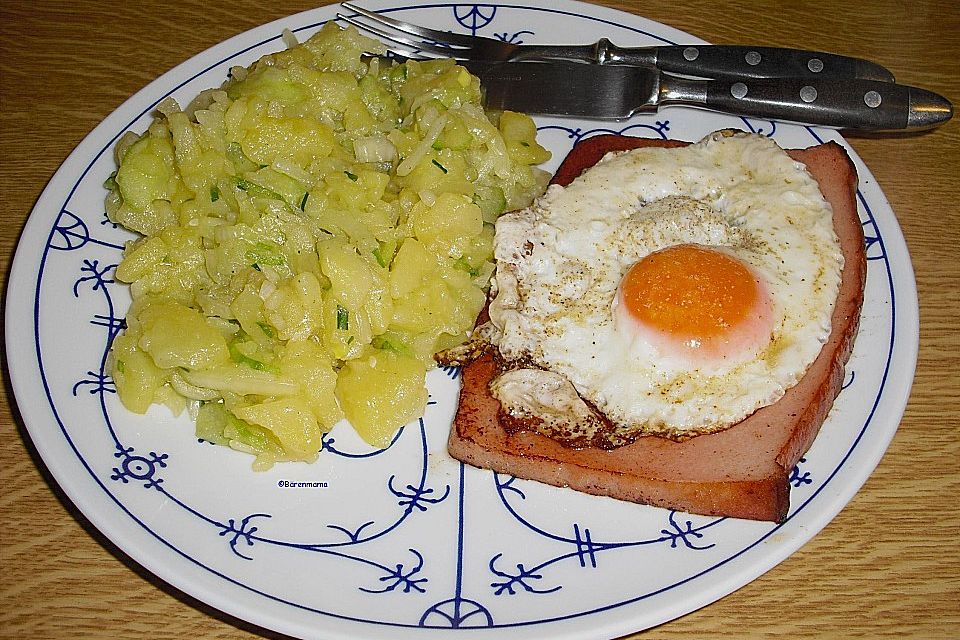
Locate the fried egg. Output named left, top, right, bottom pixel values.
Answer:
left=487, top=131, right=843, bottom=445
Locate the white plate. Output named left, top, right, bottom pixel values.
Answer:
left=5, top=1, right=918, bottom=638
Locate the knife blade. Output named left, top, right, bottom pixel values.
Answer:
left=460, top=60, right=952, bottom=130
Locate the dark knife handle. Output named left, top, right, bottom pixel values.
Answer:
left=690, top=77, right=952, bottom=130
left=607, top=43, right=895, bottom=82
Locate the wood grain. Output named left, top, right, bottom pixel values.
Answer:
left=1, top=1, right=957, bottom=638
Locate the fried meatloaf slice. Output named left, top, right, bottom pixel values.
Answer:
left=446, top=134, right=866, bottom=522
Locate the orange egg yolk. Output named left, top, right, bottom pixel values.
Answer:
left=619, top=244, right=765, bottom=354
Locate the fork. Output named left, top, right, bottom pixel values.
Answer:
left=338, top=2, right=895, bottom=83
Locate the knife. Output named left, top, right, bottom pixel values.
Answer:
left=460, top=60, right=952, bottom=130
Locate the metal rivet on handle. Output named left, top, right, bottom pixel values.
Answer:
left=800, top=85, right=818, bottom=103
left=683, top=46, right=699, bottom=61
left=808, top=58, right=824, bottom=73
left=731, top=82, right=748, bottom=99
left=745, top=51, right=762, bottom=66
left=864, top=90, right=882, bottom=108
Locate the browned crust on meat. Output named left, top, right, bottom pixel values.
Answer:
left=447, top=133, right=865, bottom=522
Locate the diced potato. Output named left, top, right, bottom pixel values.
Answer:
left=231, top=283, right=272, bottom=344
left=388, top=237, right=430, bottom=294
left=178, top=149, right=234, bottom=199
left=315, top=239, right=391, bottom=359
left=413, top=192, right=483, bottom=258
left=310, top=71, right=362, bottom=112
left=263, top=272, right=325, bottom=341
left=196, top=401, right=288, bottom=469
left=242, top=115, right=335, bottom=167
left=342, top=98, right=377, bottom=134
left=120, top=227, right=208, bottom=304
left=166, top=111, right=201, bottom=165
left=335, top=350, right=427, bottom=448
left=319, top=238, right=380, bottom=309
left=390, top=274, right=484, bottom=338
left=114, top=236, right=167, bottom=283
left=402, top=150, right=473, bottom=197
left=300, top=22, right=385, bottom=75
left=110, top=332, right=167, bottom=414
left=279, top=340, right=343, bottom=428
left=386, top=236, right=486, bottom=363
left=233, top=397, right=323, bottom=460
left=137, top=300, right=230, bottom=370
left=499, top=111, right=552, bottom=165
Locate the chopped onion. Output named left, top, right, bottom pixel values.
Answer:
left=354, top=136, right=397, bottom=164
left=281, top=28, right=299, bottom=49
left=155, top=96, right=181, bottom=116
left=170, top=371, right=221, bottom=401
left=272, top=157, right=314, bottom=185
left=397, top=114, right=448, bottom=177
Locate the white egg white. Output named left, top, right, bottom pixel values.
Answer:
left=487, top=131, right=844, bottom=443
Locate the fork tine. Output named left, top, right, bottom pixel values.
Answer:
left=339, top=2, right=483, bottom=49
left=338, top=14, right=463, bottom=58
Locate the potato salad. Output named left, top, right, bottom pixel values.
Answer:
left=105, top=23, right=550, bottom=468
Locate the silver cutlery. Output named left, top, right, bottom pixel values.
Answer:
left=459, top=59, right=952, bottom=130
left=339, top=2, right=896, bottom=82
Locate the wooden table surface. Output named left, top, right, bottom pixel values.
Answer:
left=2, top=1, right=957, bottom=638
